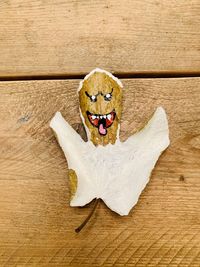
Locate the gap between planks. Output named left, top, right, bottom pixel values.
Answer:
left=0, top=71, right=200, bottom=82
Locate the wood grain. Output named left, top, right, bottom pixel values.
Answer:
left=0, top=78, right=200, bottom=266
left=0, top=0, right=200, bottom=78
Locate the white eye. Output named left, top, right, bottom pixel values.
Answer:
left=104, top=92, right=112, bottom=101
left=90, top=95, right=97, bottom=102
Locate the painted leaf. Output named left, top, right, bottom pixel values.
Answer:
left=50, top=68, right=170, bottom=216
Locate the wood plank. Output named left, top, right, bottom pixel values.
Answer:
left=0, top=78, right=200, bottom=266
left=0, top=1, right=200, bottom=77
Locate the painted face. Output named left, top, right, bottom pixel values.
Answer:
left=79, top=71, right=122, bottom=146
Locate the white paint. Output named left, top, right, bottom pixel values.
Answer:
left=50, top=107, right=170, bottom=216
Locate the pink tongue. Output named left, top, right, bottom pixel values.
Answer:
left=99, top=123, right=107, bottom=135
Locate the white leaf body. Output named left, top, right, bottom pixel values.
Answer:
left=50, top=107, right=170, bottom=216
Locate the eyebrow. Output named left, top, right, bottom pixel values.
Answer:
left=85, top=91, right=99, bottom=98
left=105, top=88, right=113, bottom=95
left=85, top=88, right=113, bottom=97
left=101, top=88, right=113, bottom=96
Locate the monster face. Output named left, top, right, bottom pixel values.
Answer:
left=79, top=69, right=122, bottom=146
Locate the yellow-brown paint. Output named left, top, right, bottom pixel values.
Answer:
left=68, top=169, right=78, bottom=200
left=79, top=72, right=122, bottom=146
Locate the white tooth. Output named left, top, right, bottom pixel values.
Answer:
left=107, top=114, right=111, bottom=120
left=100, top=116, right=103, bottom=119
left=96, top=116, right=99, bottom=119
left=103, top=115, right=106, bottom=119
left=91, top=115, right=96, bottom=120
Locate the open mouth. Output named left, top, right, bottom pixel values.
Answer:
left=86, top=110, right=116, bottom=136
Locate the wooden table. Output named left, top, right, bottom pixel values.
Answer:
left=0, top=1, right=200, bottom=266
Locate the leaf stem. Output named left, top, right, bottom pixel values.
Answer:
left=75, top=198, right=99, bottom=233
